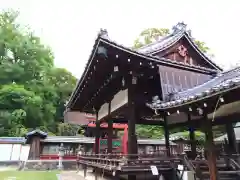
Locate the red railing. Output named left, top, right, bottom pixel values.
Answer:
left=40, top=154, right=77, bottom=160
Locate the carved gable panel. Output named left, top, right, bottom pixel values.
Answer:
left=153, top=37, right=213, bottom=69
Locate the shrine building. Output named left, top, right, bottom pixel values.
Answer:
left=65, top=22, right=240, bottom=180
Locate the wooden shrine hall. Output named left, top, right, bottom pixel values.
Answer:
left=65, top=22, right=240, bottom=180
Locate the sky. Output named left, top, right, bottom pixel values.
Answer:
left=1, top=0, right=240, bottom=77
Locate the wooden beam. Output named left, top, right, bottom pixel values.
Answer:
left=168, top=113, right=240, bottom=128
left=226, top=123, right=237, bottom=154
left=138, top=118, right=164, bottom=125
left=127, top=74, right=138, bottom=156
left=107, top=102, right=113, bottom=154
left=164, top=115, right=170, bottom=156
left=188, top=114, right=197, bottom=158
left=95, top=111, right=100, bottom=154
left=127, top=73, right=138, bottom=180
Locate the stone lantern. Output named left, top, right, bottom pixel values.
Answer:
left=58, top=143, right=65, bottom=170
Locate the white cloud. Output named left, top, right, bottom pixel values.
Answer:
left=1, top=0, right=240, bottom=77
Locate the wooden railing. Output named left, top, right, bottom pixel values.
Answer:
left=78, top=153, right=183, bottom=174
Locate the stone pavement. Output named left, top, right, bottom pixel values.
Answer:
left=59, top=170, right=112, bottom=180
left=58, top=171, right=86, bottom=180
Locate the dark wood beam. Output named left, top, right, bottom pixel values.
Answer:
left=107, top=101, right=113, bottom=154
left=188, top=114, right=197, bottom=158
left=203, top=113, right=218, bottom=180
left=95, top=111, right=100, bottom=154
left=127, top=73, right=138, bottom=180
left=168, top=113, right=240, bottom=129
left=138, top=118, right=164, bottom=125
left=226, top=123, right=237, bottom=154
left=163, top=115, right=170, bottom=156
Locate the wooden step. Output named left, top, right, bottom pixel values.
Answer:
left=200, top=170, right=239, bottom=180
left=202, top=170, right=240, bottom=175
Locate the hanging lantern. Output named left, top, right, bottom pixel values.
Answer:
left=114, top=66, right=119, bottom=72
left=132, top=76, right=137, bottom=85
left=122, top=77, right=125, bottom=87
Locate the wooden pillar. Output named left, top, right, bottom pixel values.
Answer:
left=94, top=111, right=100, bottom=180
left=188, top=114, right=197, bottom=158
left=114, top=129, right=118, bottom=137
left=83, top=164, right=87, bottom=178
left=28, top=136, right=41, bottom=159
left=226, top=123, right=237, bottom=154
left=189, top=129, right=197, bottom=158
left=127, top=74, right=138, bottom=157
left=95, top=168, right=99, bottom=180
left=113, top=172, right=119, bottom=180
left=107, top=102, right=113, bottom=154
left=127, top=73, right=138, bottom=180
left=204, top=114, right=218, bottom=180
left=164, top=115, right=170, bottom=156
left=95, top=111, right=100, bottom=154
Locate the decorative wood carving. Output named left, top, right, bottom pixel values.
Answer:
left=177, top=45, right=188, bottom=57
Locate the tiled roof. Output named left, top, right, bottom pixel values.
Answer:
left=137, top=28, right=185, bottom=54
left=42, top=136, right=176, bottom=145
left=131, top=22, right=221, bottom=70
left=137, top=139, right=176, bottom=145
left=147, top=67, right=240, bottom=110
left=66, top=22, right=221, bottom=109
left=42, top=136, right=94, bottom=144
left=0, top=137, right=26, bottom=144
left=25, top=129, right=48, bottom=138
left=99, top=28, right=219, bottom=73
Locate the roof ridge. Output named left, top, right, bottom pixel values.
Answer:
left=66, top=31, right=102, bottom=109
left=136, top=22, right=187, bottom=53
left=137, top=32, right=175, bottom=50
left=66, top=26, right=221, bottom=110
left=96, top=26, right=219, bottom=73
left=99, top=35, right=218, bottom=73
left=137, top=29, right=185, bottom=54
left=183, top=32, right=222, bottom=71
left=222, top=66, right=240, bottom=75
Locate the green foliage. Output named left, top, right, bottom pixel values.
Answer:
left=136, top=125, right=163, bottom=139
left=57, top=123, right=81, bottom=136
left=0, top=9, right=77, bottom=137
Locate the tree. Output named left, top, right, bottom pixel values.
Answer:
left=46, top=68, right=77, bottom=123
left=57, top=123, right=81, bottom=136
left=136, top=125, right=163, bottom=139
left=0, top=9, right=77, bottom=137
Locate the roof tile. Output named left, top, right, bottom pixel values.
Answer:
left=148, top=67, right=240, bottom=110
